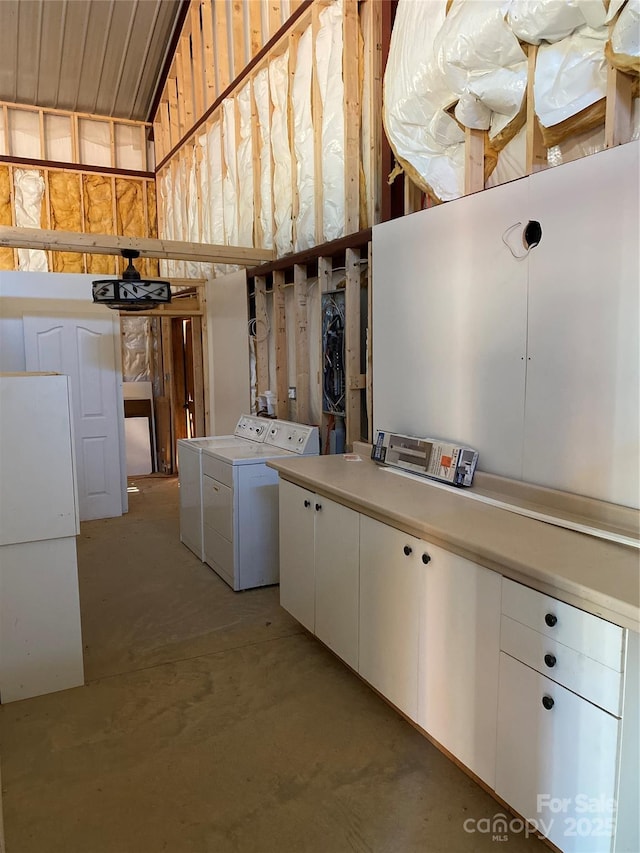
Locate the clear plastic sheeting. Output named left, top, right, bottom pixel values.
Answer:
left=486, top=125, right=527, bottom=187
left=78, top=119, right=111, bottom=168
left=186, top=150, right=201, bottom=278
left=121, top=316, right=153, bottom=382
left=197, top=133, right=214, bottom=280
left=270, top=50, right=293, bottom=256
left=206, top=121, right=227, bottom=277
left=547, top=124, right=605, bottom=166
left=292, top=25, right=315, bottom=251
left=383, top=0, right=465, bottom=202
left=508, top=1, right=606, bottom=45
left=316, top=0, right=345, bottom=242
left=13, top=169, right=47, bottom=272
left=254, top=68, right=273, bottom=249
left=608, top=0, right=640, bottom=72
left=534, top=26, right=608, bottom=128
left=8, top=110, right=40, bottom=159
left=44, top=115, right=73, bottom=162
left=237, top=81, right=255, bottom=248
left=436, top=0, right=527, bottom=139
left=222, top=98, right=239, bottom=258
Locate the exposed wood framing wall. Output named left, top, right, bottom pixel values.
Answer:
left=0, top=102, right=151, bottom=171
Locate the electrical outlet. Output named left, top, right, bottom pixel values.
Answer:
left=288, top=386, right=297, bottom=400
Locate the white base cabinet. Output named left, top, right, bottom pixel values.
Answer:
left=277, top=477, right=638, bottom=853
left=496, top=652, right=619, bottom=853
left=279, top=481, right=359, bottom=668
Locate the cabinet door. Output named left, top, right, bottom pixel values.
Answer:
left=314, top=497, right=360, bottom=670
left=524, top=143, right=640, bottom=507
left=418, top=544, right=500, bottom=787
left=279, top=480, right=315, bottom=631
left=496, top=653, right=619, bottom=853
left=359, top=515, right=423, bottom=721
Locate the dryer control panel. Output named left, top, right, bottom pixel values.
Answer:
left=265, top=421, right=319, bottom=455
left=234, top=416, right=268, bottom=441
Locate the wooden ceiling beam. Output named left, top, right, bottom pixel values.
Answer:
left=0, top=226, right=274, bottom=265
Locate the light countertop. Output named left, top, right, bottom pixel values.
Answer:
left=268, top=453, right=640, bottom=633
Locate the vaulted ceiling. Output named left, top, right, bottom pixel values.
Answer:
left=0, top=0, right=184, bottom=122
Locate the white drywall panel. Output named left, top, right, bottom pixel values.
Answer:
left=205, top=269, right=251, bottom=434
left=125, top=417, right=152, bottom=475
left=372, top=176, right=530, bottom=479
left=292, top=25, right=315, bottom=250
left=524, top=142, right=639, bottom=507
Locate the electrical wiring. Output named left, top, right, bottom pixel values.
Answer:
left=322, top=292, right=345, bottom=415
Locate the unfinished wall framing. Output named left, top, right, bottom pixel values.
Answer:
left=155, top=0, right=380, bottom=267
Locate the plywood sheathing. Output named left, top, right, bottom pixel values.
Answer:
left=48, top=172, right=83, bottom=273
left=0, top=166, right=13, bottom=270
left=83, top=175, right=115, bottom=275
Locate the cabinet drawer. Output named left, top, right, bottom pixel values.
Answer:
left=501, top=615, right=623, bottom=717
left=501, top=579, right=624, bottom=671
left=201, top=453, right=233, bottom=487
left=202, top=475, right=233, bottom=540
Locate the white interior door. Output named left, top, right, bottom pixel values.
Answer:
left=24, top=314, right=123, bottom=521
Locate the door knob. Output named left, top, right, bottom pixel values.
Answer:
left=421, top=553, right=431, bottom=564
left=542, top=695, right=554, bottom=710
left=544, top=653, right=557, bottom=668
left=304, top=500, right=311, bottom=508
left=403, top=545, right=412, bottom=556
left=544, top=613, right=557, bottom=627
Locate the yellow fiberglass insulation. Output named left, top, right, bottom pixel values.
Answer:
left=0, top=166, right=13, bottom=270
left=48, top=171, right=83, bottom=273
left=83, top=175, right=115, bottom=275
left=116, top=178, right=145, bottom=274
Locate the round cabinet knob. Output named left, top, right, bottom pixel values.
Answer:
left=303, top=500, right=311, bottom=508
left=545, top=613, right=558, bottom=627
left=542, top=695, right=555, bottom=711
left=403, top=545, right=412, bottom=556
left=421, top=553, right=431, bottom=565
left=315, top=503, right=322, bottom=511
left=544, top=653, right=557, bottom=668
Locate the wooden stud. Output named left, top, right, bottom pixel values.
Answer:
left=294, top=263, right=310, bottom=423
left=109, top=120, right=116, bottom=169
left=464, top=128, right=485, bottom=195
left=161, top=101, right=172, bottom=156
left=38, top=110, right=45, bottom=160
left=366, top=0, right=382, bottom=226
left=201, top=0, right=217, bottom=106
left=200, top=284, right=211, bottom=434
left=180, top=35, right=195, bottom=131
left=110, top=174, right=119, bottom=272
left=78, top=169, right=87, bottom=273
left=268, top=0, right=281, bottom=38
left=232, top=0, right=246, bottom=80
left=403, top=176, right=422, bottom=213
left=160, top=317, right=176, bottom=473
left=175, top=51, right=187, bottom=138
left=153, top=120, right=163, bottom=164
left=317, top=255, right=332, bottom=445
left=168, top=74, right=180, bottom=147
left=343, top=0, right=360, bottom=235
left=525, top=46, right=547, bottom=174
left=605, top=65, right=634, bottom=149
left=344, top=246, right=361, bottom=448
left=191, top=315, right=206, bottom=436
left=214, top=0, right=231, bottom=93
left=249, top=0, right=263, bottom=58
left=43, top=168, right=53, bottom=271
left=190, top=3, right=205, bottom=120
left=273, top=268, right=289, bottom=418
left=71, top=113, right=80, bottom=163
left=253, top=274, right=270, bottom=395
left=2, top=105, right=9, bottom=155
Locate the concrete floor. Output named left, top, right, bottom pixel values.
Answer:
left=0, top=477, right=547, bottom=853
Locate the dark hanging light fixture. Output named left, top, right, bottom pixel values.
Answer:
left=92, top=249, right=172, bottom=311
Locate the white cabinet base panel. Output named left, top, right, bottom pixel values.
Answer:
left=0, top=537, right=85, bottom=702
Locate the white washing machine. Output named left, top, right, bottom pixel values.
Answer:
left=201, top=419, right=319, bottom=591
left=177, top=416, right=270, bottom=561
